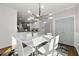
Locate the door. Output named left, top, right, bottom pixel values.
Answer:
left=55, top=16, right=74, bottom=46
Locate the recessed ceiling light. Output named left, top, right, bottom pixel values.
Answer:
left=27, top=10, right=31, bottom=14
left=41, top=5, right=44, bottom=9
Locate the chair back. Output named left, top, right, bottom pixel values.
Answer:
left=47, top=33, right=52, bottom=36
left=37, top=36, right=55, bottom=56
left=54, top=35, right=59, bottom=49
left=33, top=32, right=38, bottom=37
left=49, top=38, right=54, bottom=51
left=16, top=37, right=24, bottom=56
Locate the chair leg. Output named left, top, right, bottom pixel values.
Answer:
left=57, top=52, right=59, bottom=56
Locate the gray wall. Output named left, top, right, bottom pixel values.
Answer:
left=44, top=19, right=53, bottom=35
left=75, top=4, right=79, bottom=54
left=53, top=7, right=76, bottom=46
left=52, top=5, right=79, bottom=53
left=0, top=6, right=17, bottom=48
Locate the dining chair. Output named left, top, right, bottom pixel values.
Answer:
left=15, top=37, right=34, bottom=56
left=33, top=32, right=38, bottom=37
left=37, top=37, right=55, bottom=56
left=47, top=33, right=52, bottom=36
left=52, top=35, right=60, bottom=56
left=54, top=35, right=60, bottom=50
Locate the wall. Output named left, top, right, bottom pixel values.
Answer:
left=44, top=19, right=53, bottom=35
left=75, top=4, right=79, bottom=54
left=53, top=5, right=79, bottom=54
left=53, top=7, right=76, bottom=20
left=52, top=7, right=76, bottom=36
left=0, top=6, right=17, bottom=48
left=52, top=7, right=76, bottom=46
left=76, top=4, right=79, bottom=33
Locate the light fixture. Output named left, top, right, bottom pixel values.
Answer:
left=49, top=13, right=53, bottom=16
left=35, top=19, right=39, bottom=21
left=34, top=22, right=38, bottom=24
left=41, top=5, right=44, bottom=9
left=27, top=10, right=31, bottom=14
left=43, top=21, right=47, bottom=24
left=30, top=17, right=34, bottom=19
left=27, top=24, right=30, bottom=26
left=27, top=3, right=53, bottom=22
left=36, top=14, right=40, bottom=17
left=48, top=17, right=53, bottom=19
left=27, top=18, right=31, bottom=21
left=27, top=16, right=34, bottom=21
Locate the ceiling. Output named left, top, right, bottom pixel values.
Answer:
left=0, top=3, right=77, bottom=20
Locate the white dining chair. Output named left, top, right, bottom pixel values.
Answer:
left=52, top=35, right=60, bottom=56
left=38, top=38, right=55, bottom=56
left=54, top=35, right=68, bottom=56
left=54, top=35, right=60, bottom=50
left=33, top=32, right=38, bottom=37
left=47, top=33, right=52, bottom=36
left=15, top=37, right=34, bottom=56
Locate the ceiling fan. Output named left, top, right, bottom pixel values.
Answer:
left=27, top=3, right=53, bottom=22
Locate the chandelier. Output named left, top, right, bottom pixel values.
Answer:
left=27, top=3, right=53, bottom=22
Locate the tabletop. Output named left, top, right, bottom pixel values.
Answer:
left=22, top=36, right=47, bottom=47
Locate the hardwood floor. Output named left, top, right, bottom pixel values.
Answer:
left=59, top=43, right=79, bottom=56
left=0, top=46, right=12, bottom=56
left=68, top=46, right=78, bottom=56
left=0, top=43, right=78, bottom=56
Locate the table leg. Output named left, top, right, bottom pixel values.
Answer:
left=34, top=47, right=39, bottom=56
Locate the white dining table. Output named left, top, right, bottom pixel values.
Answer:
left=13, top=32, right=54, bottom=55
left=22, top=36, right=46, bottom=55
left=43, top=35, right=54, bottom=40
left=32, top=36, right=48, bottom=47
left=22, top=36, right=48, bottom=47
left=14, top=32, right=54, bottom=48
left=22, top=35, right=54, bottom=47
left=22, top=35, right=54, bottom=55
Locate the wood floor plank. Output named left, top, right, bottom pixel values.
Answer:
left=59, top=43, right=79, bottom=56
left=0, top=46, right=12, bottom=56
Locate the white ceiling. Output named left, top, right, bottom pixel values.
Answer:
left=0, top=3, right=77, bottom=20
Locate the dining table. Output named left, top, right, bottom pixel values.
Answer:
left=22, top=35, right=54, bottom=56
